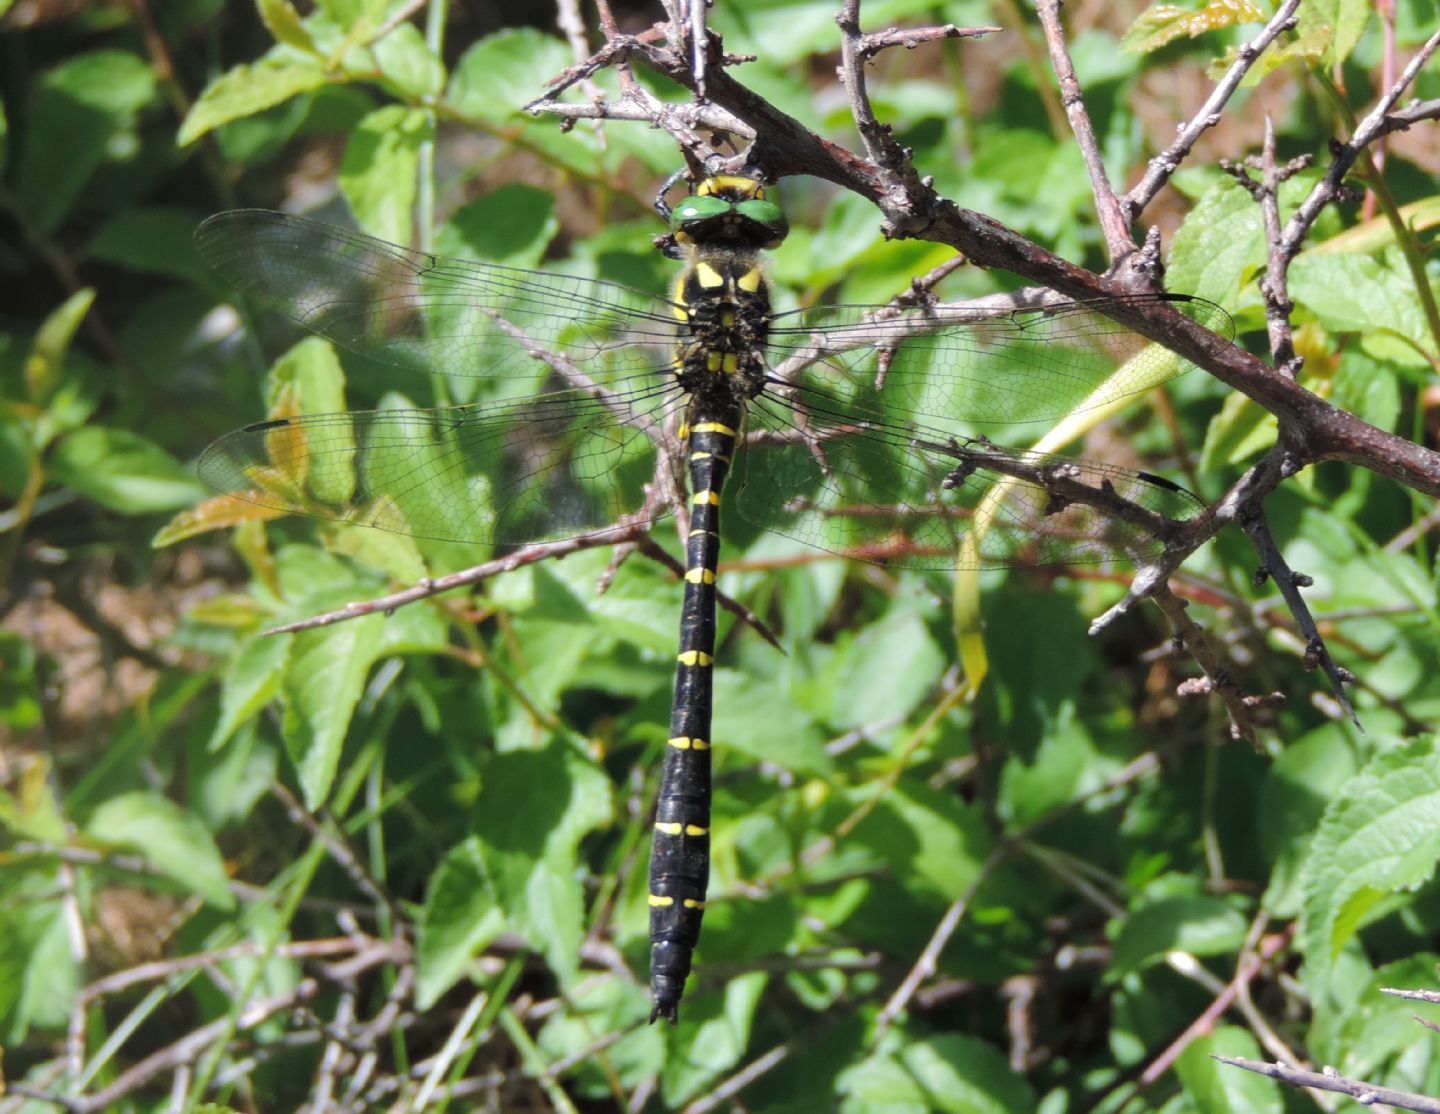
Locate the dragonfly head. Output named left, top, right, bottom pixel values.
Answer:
left=670, top=175, right=789, bottom=251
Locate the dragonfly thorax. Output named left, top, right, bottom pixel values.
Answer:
left=673, top=246, right=773, bottom=400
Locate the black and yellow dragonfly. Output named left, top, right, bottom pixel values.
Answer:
left=194, top=175, right=1231, bottom=1024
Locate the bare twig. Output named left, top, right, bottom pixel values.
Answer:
left=1125, top=0, right=1303, bottom=217
left=1215, top=1056, right=1440, bottom=1113
left=1034, top=0, right=1135, bottom=266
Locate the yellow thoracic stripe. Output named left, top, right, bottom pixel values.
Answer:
left=668, top=736, right=710, bottom=750
left=737, top=267, right=763, bottom=293
left=684, top=568, right=716, bottom=584
left=676, top=650, right=713, bottom=666
left=690, top=421, right=737, bottom=437
left=699, top=174, right=763, bottom=198
left=695, top=261, right=724, bottom=287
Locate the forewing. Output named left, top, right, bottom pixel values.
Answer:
left=765, top=294, right=1233, bottom=427
left=733, top=386, right=1202, bottom=570
left=197, top=381, right=685, bottom=550
left=195, top=210, right=682, bottom=385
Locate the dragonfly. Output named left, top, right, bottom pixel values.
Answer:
left=193, top=174, right=1232, bottom=1024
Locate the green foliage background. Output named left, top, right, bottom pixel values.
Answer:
left=2, top=0, right=1440, bottom=1109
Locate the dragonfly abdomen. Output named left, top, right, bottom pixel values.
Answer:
left=647, top=405, right=743, bottom=1024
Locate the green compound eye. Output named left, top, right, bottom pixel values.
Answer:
left=672, top=195, right=731, bottom=229
left=735, top=198, right=788, bottom=237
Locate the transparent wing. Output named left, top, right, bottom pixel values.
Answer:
left=195, top=210, right=683, bottom=383
left=765, top=293, right=1233, bottom=426
left=197, top=379, right=685, bottom=548
left=732, top=384, right=1203, bottom=571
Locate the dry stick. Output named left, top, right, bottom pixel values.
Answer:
left=682, top=1038, right=798, bottom=1114
left=264, top=522, right=652, bottom=634
left=1148, top=582, right=1264, bottom=743
left=1124, top=0, right=1302, bottom=217
left=71, top=980, right=324, bottom=1113
left=875, top=751, right=1162, bottom=1035
left=270, top=781, right=399, bottom=918
left=1138, top=927, right=1291, bottom=1087
left=1033, top=0, right=1135, bottom=267
left=1239, top=510, right=1357, bottom=722
left=1215, top=1057, right=1440, bottom=1114
left=857, top=23, right=996, bottom=61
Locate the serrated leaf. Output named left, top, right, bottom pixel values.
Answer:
left=1300, top=735, right=1440, bottom=1000
left=280, top=613, right=386, bottom=805
left=179, top=59, right=329, bottom=145
left=1225, top=27, right=1332, bottom=84
left=85, top=792, right=235, bottom=909
left=1166, top=180, right=1264, bottom=307
left=210, top=633, right=293, bottom=750
left=1296, top=0, right=1371, bottom=66
left=1123, top=0, right=1265, bottom=54
left=1290, top=254, right=1432, bottom=369
left=416, top=836, right=506, bottom=1008
left=339, top=105, right=431, bottom=243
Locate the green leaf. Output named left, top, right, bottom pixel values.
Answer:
left=437, top=185, right=559, bottom=268
left=1166, top=179, right=1263, bottom=307
left=1123, top=0, right=1266, bottom=54
left=711, top=668, right=832, bottom=776
left=258, top=0, right=317, bottom=52
left=1175, top=1025, right=1282, bottom=1112
left=372, top=22, right=446, bottom=99
left=179, top=57, right=329, bottom=146
left=1290, top=253, right=1433, bottom=369
left=447, top=29, right=571, bottom=123
left=1296, top=0, right=1371, bottom=66
left=469, top=740, right=613, bottom=989
left=209, top=633, right=293, bottom=750
left=809, top=612, right=945, bottom=730
left=416, top=837, right=506, bottom=1008
left=1109, top=895, right=1248, bottom=980
left=1300, top=735, right=1440, bottom=1000
left=50, top=426, right=207, bottom=514
left=0, top=630, right=42, bottom=731
left=85, top=792, right=236, bottom=909
left=339, top=105, right=432, bottom=243
left=856, top=783, right=992, bottom=900
left=1199, top=388, right=1277, bottom=471
left=280, top=613, right=387, bottom=805
left=25, top=288, right=94, bottom=408
left=0, top=870, right=82, bottom=1033
left=90, top=207, right=216, bottom=286
left=16, top=49, right=156, bottom=231
left=662, top=973, right=768, bottom=1100
left=839, top=1033, right=1036, bottom=1114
